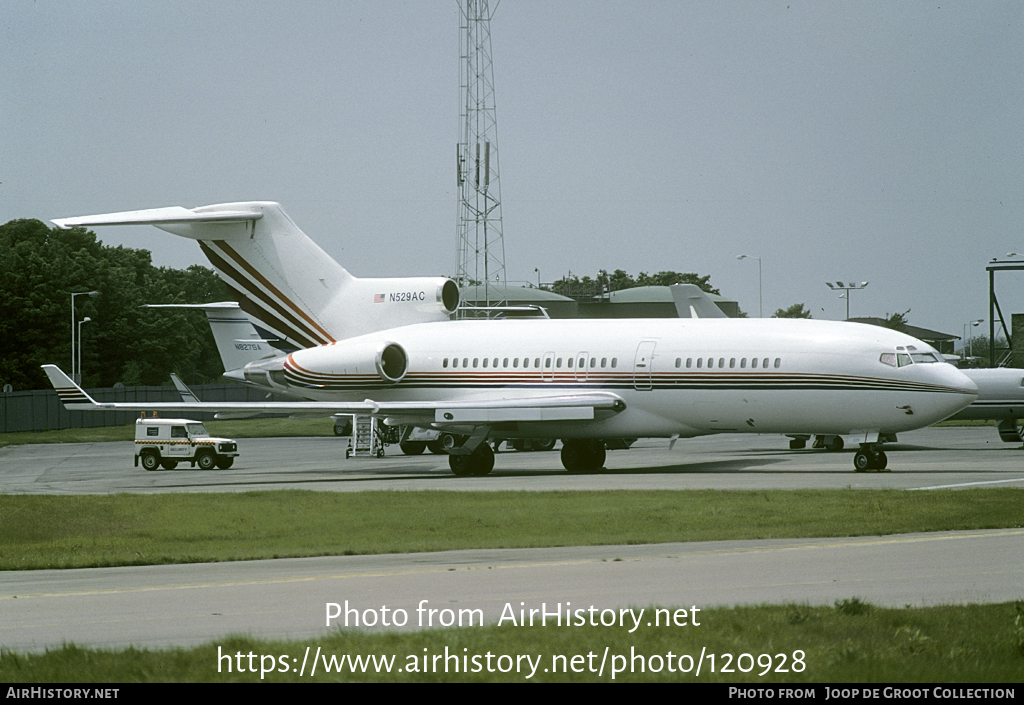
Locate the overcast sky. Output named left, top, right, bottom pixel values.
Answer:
left=4, top=1, right=1023, bottom=343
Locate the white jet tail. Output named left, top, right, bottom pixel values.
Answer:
left=142, top=302, right=288, bottom=379
left=54, top=202, right=459, bottom=346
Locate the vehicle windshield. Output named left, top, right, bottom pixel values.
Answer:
left=186, top=423, right=209, bottom=437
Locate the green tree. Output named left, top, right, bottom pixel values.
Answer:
left=548, top=269, right=720, bottom=298
left=772, top=303, right=812, bottom=319
left=881, top=309, right=912, bottom=333
left=0, top=219, right=231, bottom=391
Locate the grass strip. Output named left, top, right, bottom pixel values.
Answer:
left=2, top=601, right=1022, bottom=682
left=1, top=489, right=1021, bottom=570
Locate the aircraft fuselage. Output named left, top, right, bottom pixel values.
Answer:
left=243, top=317, right=977, bottom=441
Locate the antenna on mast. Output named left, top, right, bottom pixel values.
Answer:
left=456, top=0, right=507, bottom=316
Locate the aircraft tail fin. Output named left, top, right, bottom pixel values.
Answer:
left=142, top=302, right=288, bottom=378
left=42, top=365, right=102, bottom=410
left=669, top=284, right=727, bottom=319
left=54, top=202, right=459, bottom=345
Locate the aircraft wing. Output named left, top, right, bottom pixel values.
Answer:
left=42, top=365, right=625, bottom=425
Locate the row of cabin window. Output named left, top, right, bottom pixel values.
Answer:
left=439, top=356, right=781, bottom=371
left=675, top=357, right=782, bottom=370
left=442, top=357, right=620, bottom=370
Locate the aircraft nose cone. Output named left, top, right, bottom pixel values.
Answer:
left=936, top=366, right=978, bottom=417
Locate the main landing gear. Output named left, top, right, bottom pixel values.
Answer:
left=560, top=439, right=606, bottom=473
left=853, top=445, right=889, bottom=472
left=448, top=442, right=495, bottom=476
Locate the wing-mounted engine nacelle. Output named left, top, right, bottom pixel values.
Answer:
left=243, top=340, right=410, bottom=391
left=340, top=277, right=459, bottom=334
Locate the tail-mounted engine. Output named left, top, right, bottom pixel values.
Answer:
left=244, top=340, right=409, bottom=391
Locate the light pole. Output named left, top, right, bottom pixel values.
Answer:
left=736, top=255, right=762, bottom=317
left=963, top=319, right=983, bottom=361
left=71, top=290, right=99, bottom=383
left=77, top=317, right=91, bottom=385
left=825, top=281, right=869, bottom=320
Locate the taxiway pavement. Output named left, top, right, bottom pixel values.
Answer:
left=2, top=426, right=1022, bottom=653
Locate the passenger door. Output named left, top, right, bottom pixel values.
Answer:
left=633, top=341, right=657, bottom=391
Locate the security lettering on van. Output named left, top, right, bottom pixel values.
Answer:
left=134, top=418, right=239, bottom=471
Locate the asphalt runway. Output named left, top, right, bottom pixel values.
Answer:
left=2, top=426, right=1023, bottom=654
left=3, top=426, right=1024, bottom=494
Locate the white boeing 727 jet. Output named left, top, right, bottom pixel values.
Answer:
left=47, top=202, right=977, bottom=474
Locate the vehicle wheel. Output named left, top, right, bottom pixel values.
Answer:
left=140, top=452, right=160, bottom=471
left=534, top=438, right=556, bottom=452
left=215, top=457, right=234, bottom=469
left=196, top=452, right=216, bottom=470
left=439, top=433, right=461, bottom=451
left=400, top=441, right=426, bottom=455
left=160, top=459, right=178, bottom=470
left=826, top=436, right=845, bottom=452
left=853, top=450, right=872, bottom=472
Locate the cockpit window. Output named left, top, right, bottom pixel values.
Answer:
left=881, top=349, right=942, bottom=367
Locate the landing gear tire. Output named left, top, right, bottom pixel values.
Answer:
left=448, top=443, right=495, bottom=477
left=853, top=451, right=871, bottom=472
left=854, top=448, right=889, bottom=472
left=400, top=441, right=426, bottom=455
left=561, top=439, right=606, bottom=473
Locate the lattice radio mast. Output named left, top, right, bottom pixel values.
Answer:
left=456, top=0, right=507, bottom=315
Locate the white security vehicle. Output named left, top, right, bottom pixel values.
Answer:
left=134, top=418, right=238, bottom=470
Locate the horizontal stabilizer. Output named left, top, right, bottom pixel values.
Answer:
left=52, top=206, right=261, bottom=230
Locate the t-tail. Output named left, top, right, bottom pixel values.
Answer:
left=53, top=202, right=460, bottom=345
left=142, top=302, right=293, bottom=381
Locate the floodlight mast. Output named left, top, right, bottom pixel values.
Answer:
left=455, top=0, right=507, bottom=316
left=825, top=281, right=869, bottom=320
